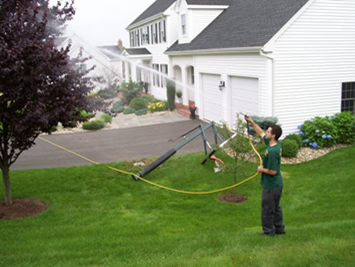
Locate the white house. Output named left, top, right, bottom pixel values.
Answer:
left=56, top=34, right=124, bottom=91
left=125, top=0, right=355, bottom=136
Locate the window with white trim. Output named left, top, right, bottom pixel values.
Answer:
left=181, top=14, right=186, bottom=35
left=341, top=82, right=355, bottom=114
left=161, top=20, right=166, bottom=43
left=160, top=64, right=168, bottom=87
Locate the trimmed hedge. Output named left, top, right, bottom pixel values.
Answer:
left=284, top=134, right=302, bottom=149
left=100, top=114, right=112, bottom=123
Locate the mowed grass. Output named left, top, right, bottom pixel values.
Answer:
left=1, top=145, right=355, bottom=266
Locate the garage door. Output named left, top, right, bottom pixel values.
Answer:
left=231, top=77, right=259, bottom=125
left=202, top=74, right=223, bottom=122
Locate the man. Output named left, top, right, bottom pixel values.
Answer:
left=245, top=115, right=285, bottom=236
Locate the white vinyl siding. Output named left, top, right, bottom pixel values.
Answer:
left=195, top=54, right=268, bottom=127
left=272, top=0, right=355, bottom=135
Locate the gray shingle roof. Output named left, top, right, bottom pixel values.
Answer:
left=186, top=0, right=230, bottom=5
left=125, top=48, right=152, bottom=56
left=166, top=0, right=309, bottom=53
left=97, top=46, right=122, bottom=59
left=128, top=0, right=176, bottom=27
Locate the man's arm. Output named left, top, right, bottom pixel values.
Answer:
left=244, top=116, right=265, bottom=138
left=257, top=166, right=277, bottom=176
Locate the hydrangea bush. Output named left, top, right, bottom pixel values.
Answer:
left=298, top=112, right=355, bottom=149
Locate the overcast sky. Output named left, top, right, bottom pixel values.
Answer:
left=63, top=0, right=156, bottom=47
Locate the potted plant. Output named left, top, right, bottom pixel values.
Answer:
left=143, top=82, right=149, bottom=94
left=176, top=90, right=183, bottom=103
left=189, top=104, right=197, bottom=119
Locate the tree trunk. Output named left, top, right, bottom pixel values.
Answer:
left=1, top=166, right=12, bottom=206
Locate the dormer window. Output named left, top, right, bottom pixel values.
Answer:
left=181, top=14, right=186, bottom=35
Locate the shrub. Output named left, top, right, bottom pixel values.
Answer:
left=135, top=108, right=148, bottom=116
left=284, top=134, right=302, bottom=148
left=80, top=110, right=95, bottom=121
left=121, top=80, right=142, bottom=104
left=281, top=139, right=299, bottom=158
left=298, top=116, right=337, bottom=148
left=123, top=107, right=135, bottom=115
left=82, top=119, right=105, bottom=130
left=111, top=101, right=125, bottom=113
left=176, top=90, right=182, bottom=98
left=100, top=114, right=112, bottom=123
left=97, top=88, right=117, bottom=99
left=166, top=81, right=176, bottom=111
left=330, top=112, right=355, bottom=144
left=147, top=101, right=167, bottom=113
left=248, top=116, right=278, bottom=136
left=129, top=97, right=146, bottom=110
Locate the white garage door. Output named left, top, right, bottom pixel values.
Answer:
left=231, top=77, right=259, bottom=125
left=202, top=74, right=223, bottom=122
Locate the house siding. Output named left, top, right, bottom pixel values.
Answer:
left=194, top=54, right=269, bottom=127
left=272, top=0, right=355, bottom=135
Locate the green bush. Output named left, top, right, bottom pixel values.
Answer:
left=121, top=80, right=142, bottom=104
left=330, top=112, right=355, bottom=144
left=298, top=116, right=337, bottom=148
left=100, top=114, right=112, bottom=123
left=248, top=116, right=278, bottom=136
left=82, top=119, right=105, bottom=130
left=166, top=81, right=176, bottom=111
left=135, top=108, right=148, bottom=116
left=111, top=101, right=125, bottom=113
left=284, top=134, right=302, bottom=148
left=123, top=107, right=135, bottom=115
left=129, top=97, right=146, bottom=110
left=97, top=88, right=117, bottom=99
left=281, top=139, right=299, bottom=158
left=80, top=110, right=95, bottom=121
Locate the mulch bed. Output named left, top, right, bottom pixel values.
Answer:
left=0, top=199, right=47, bottom=220
left=218, top=193, right=248, bottom=203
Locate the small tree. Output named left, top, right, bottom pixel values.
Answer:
left=219, top=114, right=257, bottom=187
left=0, top=0, right=104, bottom=206
left=166, top=80, right=176, bottom=111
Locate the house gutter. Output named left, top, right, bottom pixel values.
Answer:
left=165, top=46, right=262, bottom=56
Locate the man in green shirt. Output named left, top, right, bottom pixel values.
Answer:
left=245, top=116, right=285, bottom=236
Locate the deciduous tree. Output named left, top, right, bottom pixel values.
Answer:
left=0, top=0, right=100, bottom=205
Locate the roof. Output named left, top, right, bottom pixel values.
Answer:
left=124, top=48, right=152, bottom=56
left=128, top=0, right=176, bottom=27
left=97, top=46, right=121, bottom=60
left=53, top=37, right=68, bottom=46
left=186, top=0, right=230, bottom=5
left=166, top=0, right=309, bottom=53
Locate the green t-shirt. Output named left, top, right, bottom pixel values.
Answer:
left=261, top=136, right=283, bottom=190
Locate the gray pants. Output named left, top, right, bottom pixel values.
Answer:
left=262, top=187, right=285, bottom=234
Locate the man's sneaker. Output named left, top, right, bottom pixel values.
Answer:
left=275, top=231, right=286, bottom=235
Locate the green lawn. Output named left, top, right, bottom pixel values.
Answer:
left=1, top=145, right=355, bottom=266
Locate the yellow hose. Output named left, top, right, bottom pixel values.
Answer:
left=38, top=132, right=262, bottom=195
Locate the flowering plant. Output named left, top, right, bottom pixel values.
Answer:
left=147, top=101, right=167, bottom=113
left=189, top=105, right=197, bottom=112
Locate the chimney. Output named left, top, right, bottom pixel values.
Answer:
left=118, top=39, right=123, bottom=53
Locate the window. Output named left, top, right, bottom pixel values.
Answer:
left=142, top=26, right=149, bottom=45
left=341, top=82, right=355, bottom=114
left=136, top=30, right=140, bottom=47
left=161, top=20, right=166, bottom=43
left=191, top=66, right=194, bottom=85
left=130, top=31, right=135, bottom=47
left=75, top=63, right=87, bottom=74
left=155, top=23, right=158, bottom=43
left=152, top=24, right=156, bottom=44
left=152, top=64, right=160, bottom=86
left=181, top=14, right=186, bottom=35
left=160, top=64, right=168, bottom=87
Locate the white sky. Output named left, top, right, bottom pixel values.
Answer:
left=62, top=0, right=156, bottom=47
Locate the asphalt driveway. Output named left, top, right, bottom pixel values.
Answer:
left=13, top=120, right=218, bottom=170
